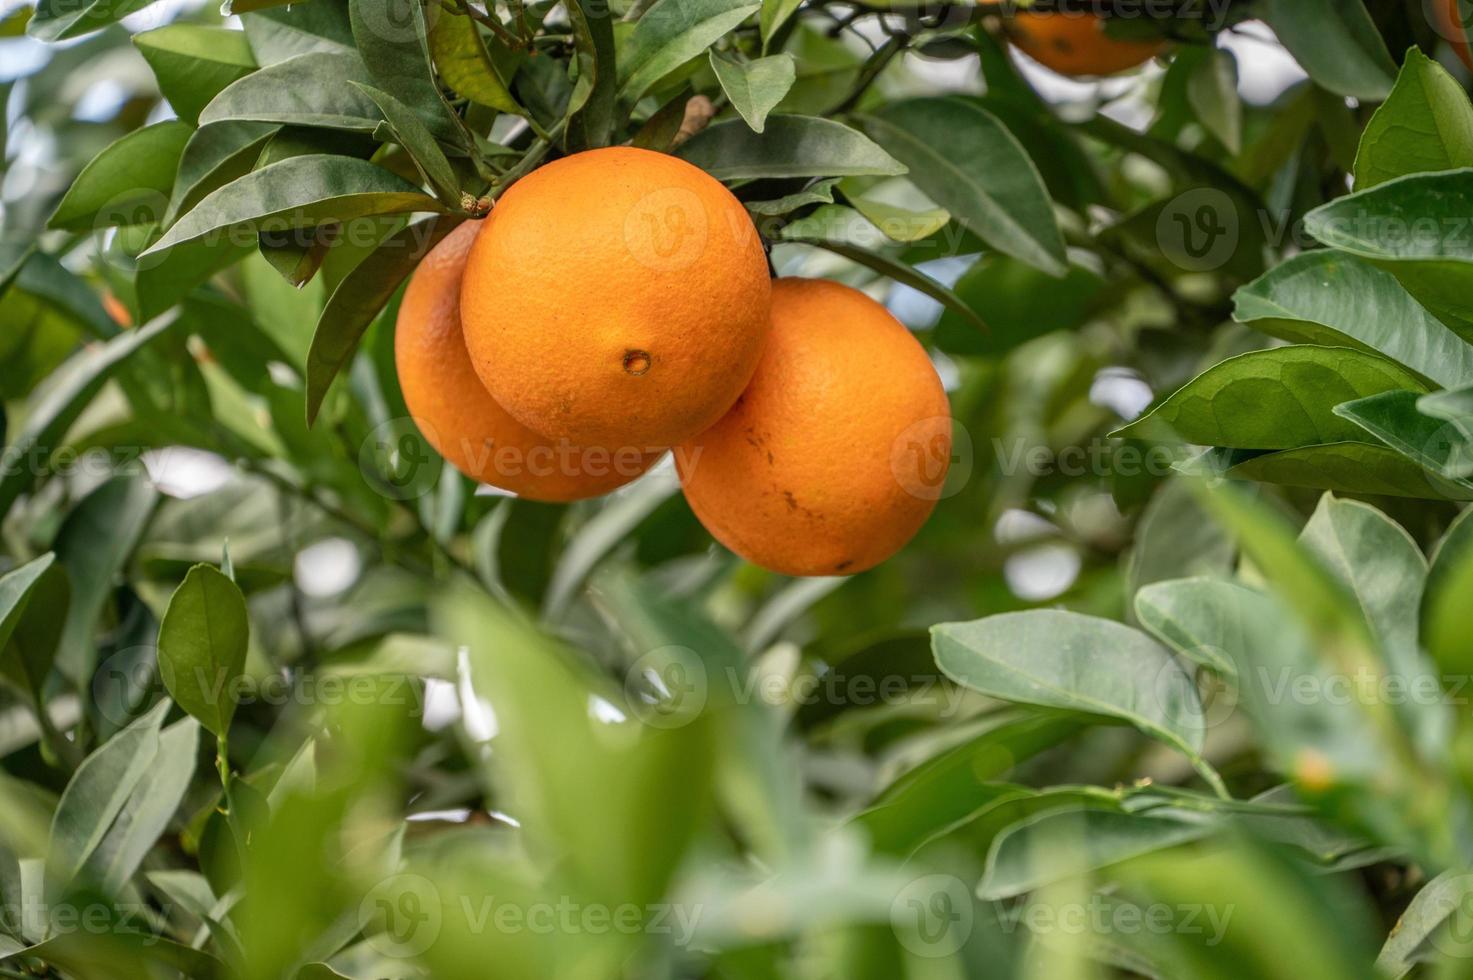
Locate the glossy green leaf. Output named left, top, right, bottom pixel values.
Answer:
left=55, top=475, right=160, bottom=687
left=932, top=611, right=1218, bottom=786
left=48, top=122, right=191, bottom=233
left=566, top=0, right=617, bottom=149
left=618, top=0, right=760, bottom=104
left=306, top=214, right=462, bottom=424
left=142, top=155, right=445, bottom=258
left=1354, top=47, right=1473, bottom=189
left=200, top=51, right=382, bottom=133
left=167, top=121, right=281, bottom=226
left=158, top=565, right=250, bottom=738
left=1115, top=346, right=1429, bottom=448
left=857, top=98, right=1066, bottom=276
left=241, top=0, right=355, bottom=65
left=0, top=555, right=68, bottom=702
left=349, top=0, right=461, bottom=143
left=710, top=50, right=795, bottom=134
left=1305, top=169, right=1473, bottom=342
left=1258, top=0, right=1396, bottom=101
left=428, top=10, right=520, bottom=115
left=675, top=115, right=904, bottom=180
left=1336, top=389, right=1473, bottom=481
left=758, top=0, right=802, bottom=49
left=1204, top=443, right=1473, bottom=500
left=134, top=25, right=258, bottom=125
left=48, top=700, right=170, bottom=889
left=352, top=83, right=462, bottom=206
left=1233, top=250, right=1473, bottom=390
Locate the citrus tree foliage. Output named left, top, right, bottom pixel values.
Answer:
left=4, top=0, right=1473, bottom=977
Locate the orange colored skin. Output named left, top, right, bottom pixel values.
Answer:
left=102, top=292, right=132, bottom=328
left=1441, top=0, right=1473, bottom=71
left=460, top=146, right=772, bottom=450
left=395, top=221, right=662, bottom=502
left=1008, top=12, right=1166, bottom=77
left=676, top=278, right=952, bottom=577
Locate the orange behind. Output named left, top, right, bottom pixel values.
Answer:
left=1441, top=0, right=1473, bottom=71
left=1008, top=12, right=1165, bottom=77
left=676, top=278, right=952, bottom=577
left=395, top=221, right=662, bottom=502
left=459, top=146, right=771, bottom=450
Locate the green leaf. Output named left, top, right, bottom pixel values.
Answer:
left=352, top=83, right=462, bottom=206
left=157, top=565, right=250, bottom=738
left=709, top=50, right=795, bottom=134
left=0, top=555, right=58, bottom=666
left=1133, top=578, right=1242, bottom=677
left=0, top=556, right=68, bottom=702
left=134, top=25, right=258, bottom=125
left=780, top=231, right=991, bottom=341
left=1423, top=506, right=1473, bottom=675
left=857, top=98, right=1066, bottom=277
left=0, top=318, right=176, bottom=518
left=1298, top=495, right=1433, bottom=713
left=935, top=254, right=1105, bottom=356
left=1126, top=479, right=1237, bottom=615
left=758, top=0, right=802, bottom=50
left=743, top=176, right=840, bottom=216
left=1233, top=250, right=1473, bottom=391
left=843, top=194, right=950, bottom=243
left=1114, top=346, right=1429, bottom=448
left=55, top=475, right=159, bottom=687
left=1336, top=389, right=1473, bottom=482
left=84, top=717, right=200, bottom=893
left=675, top=115, right=904, bottom=180
left=1203, top=442, right=1473, bottom=500
left=49, top=700, right=170, bottom=889
left=27, top=0, right=153, bottom=41
left=201, top=51, right=382, bottom=133
left=428, top=10, right=520, bottom=115
left=48, top=122, right=192, bottom=233
left=167, top=121, right=281, bottom=226
left=1304, top=169, right=1473, bottom=343
left=932, top=611, right=1219, bottom=786
left=618, top=0, right=760, bottom=104
left=1258, top=0, right=1396, bottom=101
left=1377, top=871, right=1473, bottom=977
left=241, top=0, right=355, bottom=65
left=566, top=0, right=618, bottom=149
left=1354, top=47, right=1473, bottom=190
left=1421, top=383, right=1473, bottom=424
left=1186, top=47, right=1242, bottom=155
left=143, top=155, right=445, bottom=259
left=306, top=214, right=462, bottom=425
left=349, top=0, right=461, bottom=143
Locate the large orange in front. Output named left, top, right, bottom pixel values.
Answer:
left=677, top=278, right=952, bottom=577
left=395, top=221, right=661, bottom=501
left=460, top=147, right=772, bottom=450
left=1007, top=12, right=1165, bottom=77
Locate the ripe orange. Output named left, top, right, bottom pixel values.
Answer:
left=1439, top=0, right=1473, bottom=71
left=395, top=221, right=662, bottom=502
left=459, top=146, right=771, bottom=450
left=676, top=278, right=952, bottom=577
left=1007, top=12, right=1166, bottom=77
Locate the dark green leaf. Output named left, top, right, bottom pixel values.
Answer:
left=349, top=0, right=462, bottom=143
left=1114, top=346, right=1429, bottom=448
left=1234, top=250, right=1473, bottom=390
left=306, top=215, right=462, bottom=424
left=1336, top=389, right=1473, bottom=481
left=353, top=83, right=462, bottom=206
left=675, top=115, right=904, bottom=180
left=158, top=565, right=250, bottom=738
left=27, top=0, right=153, bottom=41
left=1424, top=507, right=1473, bottom=676
left=618, top=0, right=760, bottom=104
left=935, top=254, right=1104, bottom=356
left=143, top=155, right=445, bottom=259
left=857, top=98, right=1066, bottom=276
left=200, top=51, right=381, bottom=133
left=1202, top=443, right=1473, bottom=500
left=1258, top=0, right=1396, bottom=101
left=1354, top=47, right=1473, bottom=189
left=241, top=0, right=356, bottom=65
left=134, top=25, right=258, bottom=125
left=0, top=555, right=68, bottom=702
left=566, top=0, right=618, bottom=149
left=167, top=121, right=281, bottom=226
left=48, top=122, right=192, bottom=233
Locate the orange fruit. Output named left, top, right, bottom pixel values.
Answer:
left=1439, top=0, right=1473, bottom=71
left=1007, top=12, right=1165, bottom=77
left=395, top=221, right=662, bottom=502
left=676, top=278, right=952, bottom=577
left=459, top=146, right=771, bottom=450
